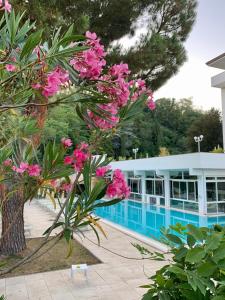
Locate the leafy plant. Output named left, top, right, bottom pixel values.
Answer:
left=135, top=224, right=225, bottom=300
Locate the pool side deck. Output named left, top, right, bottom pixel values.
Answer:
left=0, top=200, right=166, bottom=300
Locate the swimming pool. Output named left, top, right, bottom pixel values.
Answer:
left=95, top=200, right=225, bottom=242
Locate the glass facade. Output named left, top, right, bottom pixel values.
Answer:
left=125, top=170, right=225, bottom=215
left=145, top=172, right=165, bottom=205
left=206, top=177, right=225, bottom=214
left=170, top=172, right=198, bottom=212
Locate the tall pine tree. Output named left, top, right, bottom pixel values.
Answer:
left=11, top=0, right=197, bottom=90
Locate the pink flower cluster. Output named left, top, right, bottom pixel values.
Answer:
left=5, top=64, right=16, bottom=72
left=32, top=66, right=69, bottom=98
left=61, top=138, right=73, bottom=148
left=70, top=31, right=106, bottom=80
left=106, top=169, right=130, bottom=199
left=146, top=91, right=155, bottom=111
left=64, top=142, right=89, bottom=172
left=69, top=31, right=155, bottom=129
left=88, top=103, right=119, bottom=129
left=0, top=0, right=11, bottom=12
left=3, top=159, right=12, bottom=167
left=60, top=183, right=72, bottom=193
left=96, top=166, right=111, bottom=177
left=12, top=162, right=41, bottom=177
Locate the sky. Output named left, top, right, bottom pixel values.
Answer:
left=154, top=0, right=225, bottom=110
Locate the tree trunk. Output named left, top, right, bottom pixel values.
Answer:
left=0, top=186, right=26, bottom=255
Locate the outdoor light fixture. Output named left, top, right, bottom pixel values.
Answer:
left=132, top=148, right=139, bottom=159
left=194, top=135, right=204, bottom=152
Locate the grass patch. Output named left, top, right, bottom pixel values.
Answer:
left=0, top=237, right=100, bottom=277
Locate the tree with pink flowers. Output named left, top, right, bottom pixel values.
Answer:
left=0, top=3, right=155, bottom=274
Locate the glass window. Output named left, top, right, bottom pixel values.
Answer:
left=207, top=182, right=217, bottom=202
left=160, top=198, right=165, bottom=206
left=218, top=182, right=225, bottom=201
left=146, top=180, right=154, bottom=195
left=188, top=182, right=195, bottom=201
left=155, top=180, right=164, bottom=196
left=170, top=199, right=183, bottom=210
left=173, top=182, right=180, bottom=198
left=195, top=182, right=198, bottom=200
left=127, top=171, right=134, bottom=177
left=170, top=172, right=182, bottom=179
left=130, top=179, right=141, bottom=194
left=218, top=203, right=225, bottom=213
left=145, top=171, right=155, bottom=178
left=207, top=203, right=217, bottom=214
left=149, top=197, right=157, bottom=205
left=180, top=182, right=187, bottom=200
left=184, top=202, right=198, bottom=212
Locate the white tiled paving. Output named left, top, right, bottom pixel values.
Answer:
left=0, top=200, right=166, bottom=300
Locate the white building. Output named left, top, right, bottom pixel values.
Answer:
left=111, top=153, right=225, bottom=215
left=109, top=55, right=225, bottom=216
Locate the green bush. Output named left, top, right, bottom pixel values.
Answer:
left=134, top=224, right=225, bottom=299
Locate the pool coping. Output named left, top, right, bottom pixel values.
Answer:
left=100, top=217, right=169, bottom=253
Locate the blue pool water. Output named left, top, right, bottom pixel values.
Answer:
left=95, top=200, right=225, bottom=241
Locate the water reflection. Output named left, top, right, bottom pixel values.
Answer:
left=95, top=200, right=225, bottom=241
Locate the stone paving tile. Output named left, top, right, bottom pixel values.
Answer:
left=1, top=200, right=165, bottom=300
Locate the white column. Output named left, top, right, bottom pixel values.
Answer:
left=141, top=175, right=146, bottom=201
left=197, top=174, right=207, bottom=215
left=221, top=89, right=225, bottom=151
left=164, top=172, right=170, bottom=208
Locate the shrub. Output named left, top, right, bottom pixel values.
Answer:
left=134, top=224, right=225, bottom=299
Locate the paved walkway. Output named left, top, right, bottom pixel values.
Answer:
left=0, top=200, right=165, bottom=300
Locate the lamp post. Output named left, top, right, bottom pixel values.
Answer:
left=194, top=135, right=204, bottom=153
left=132, top=148, right=139, bottom=159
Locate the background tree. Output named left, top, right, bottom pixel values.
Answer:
left=187, top=108, right=223, bottom=152
left=11, top=0, right=197, bottom=90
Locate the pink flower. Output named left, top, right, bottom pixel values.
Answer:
left=106, top=169, right=130, bottom=199
left=70, top=31, right=106, bottom=80
left=63, top=142, right=90, bottom=172
left=32, top=83, right=42, bottom=89
left=0, top=0, right=11, bottom=12
left=61, top=183, right=72, bottom=192
left=61, top=138, right=73, bottom=148
left=85, top=31, right=97, bottom=40
left=64, top=156, right=73, bottom=165
left=28, top=164, right=41, bottom=177
left=147, top=100, right=156, bottom=111
left=109, top=63, right=130, bottom=79
left=96, top=166, right=111, bottom=177
left=13, top=162, right=29, bottom=174
left=33, top=66, right=69, bottom=98
left=88, top=103, right=119, bottom=130
left=3, top=159, right=12, bottom=166
left=5, top=64, right=16, bottom=72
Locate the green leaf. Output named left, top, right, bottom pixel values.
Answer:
left=159, top=291, right=170, bottom=300
left=205, top=233, right=223, bottom=251
left=168, top=266, right=187, bottom=277
left=212, top=297, right=225, bottom=300
left=165, top=233, right=183, bottom=245
left=185, top=247, right=205, bottom=263
left=64, top=228, right=72, bottom=243
left=174, top=247, right=188, bottom=261
left=42, top=222, right=64, bottom=235
left=197, top=262, right=217, bottom=277
left=94, top=198, right=122, bottom=208
left=20, top=29, right=43, bottom=59
left=187, top=234, right=196, bottom=247
left=213, top=242, right=225, bottom=262
left=187, top=224, right=204, bottom=241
